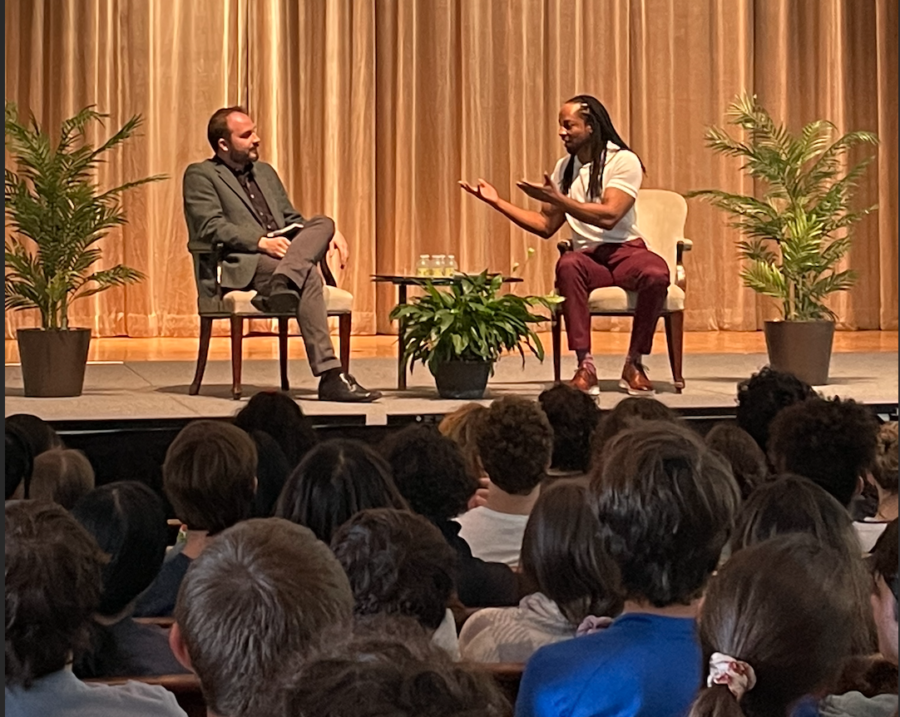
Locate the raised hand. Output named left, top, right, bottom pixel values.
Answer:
left=459, top=178, right=500, bottom=206
left=516, top=172, right=563, bottom=205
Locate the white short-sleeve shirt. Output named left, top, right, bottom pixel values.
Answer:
left=550, top=141, right=643, bottom=251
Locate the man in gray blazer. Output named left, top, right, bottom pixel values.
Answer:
left=183, top=107, right=380, bottom=402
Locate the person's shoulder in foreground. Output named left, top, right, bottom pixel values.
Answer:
left=515, top=612, right=701, bottom=717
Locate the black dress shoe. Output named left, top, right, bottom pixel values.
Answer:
left=318, top=371, right=382, bottom=403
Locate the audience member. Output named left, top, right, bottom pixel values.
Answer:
left=854, top=422, right=898, bottom=553
left=275, top=438, right=407, bottom=544
left=170, top=518, right=353, bottom=717
left=29, top=448, right=95, bottom=510
left=71, top=481, right=187, bottom=678
left=272, top=619, right=511, bottom=717
left=233, top=390, right=318, bottom=469
left=589, top=396, right=681, bottom=470
left=439, top=402, right=490, bottom=508
left=135, top=420, right=257, bottom=617
left=704, top=423, right=768, bottom=500
left=5, top=412, right=65, bottom=457
left=460, top=481, right=621, bottom=663
left=382, top=425, right=519, bottom=607
left=735, top=367, right=816, bottom=454
left=248, top=429, right=291, bottom=518
left=769, top=397, right=879, bottom=508
left=331, top=508, right=460, bottom=659
left=688, top=536, right=856, bottom=717
left=5, top=501, right=185, bottom=717
left=5, top=427, right=33, bottom=500
left=456, top=397, right=553, bottom=567
left=517, top=421, right=740, bottom=717
left=538, top=383, right=602, bottom=479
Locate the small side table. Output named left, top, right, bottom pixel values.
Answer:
left=372, top=274, right=524, bottom=390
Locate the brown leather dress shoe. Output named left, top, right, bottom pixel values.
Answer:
left=570, top=366, right=599, bottom=394
left=619, top=360, right=654, bottom=396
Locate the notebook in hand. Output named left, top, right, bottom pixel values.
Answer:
left=268, top=223, right=304, bottom=239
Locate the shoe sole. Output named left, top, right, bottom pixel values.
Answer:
left=618, top=379, right=655, bottom=397
left=318, top=391, right=383, bottom=403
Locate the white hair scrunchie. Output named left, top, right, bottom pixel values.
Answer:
left=707, top=652, right=757, bottom=699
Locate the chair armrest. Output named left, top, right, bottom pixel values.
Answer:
left=674, top=238, right=691, bottom=292
left=677, top=238, right=693, bottom=251
left=557, top=239, right=573, bottom=256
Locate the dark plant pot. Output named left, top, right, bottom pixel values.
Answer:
left=17, top=328, right=92, bottom=397
left=432, top=360, right=492, bottom=399
left=763, top=320, right=835, bottom=386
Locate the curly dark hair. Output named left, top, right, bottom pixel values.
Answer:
left=331, top=509, right=457, bottom=632
left=476, top=397, right=552, bottom=495
left=272, top=618, right=511, bottom=717
left=538, top=384, right=602, bottom=472
left=381, top=425, right=479, bottom=523
left=589, top=397, right=682, bottom=471
left=872, top=422, right=899, bottom=493
left=769, top=397, right=879, bottom=507
left=233, top=390, right=319, bottom=469
left=704, top=423, right=769, bottom=500
left=735, top=367, right=817, bottom=453
left=591, top=421, right=740, bottom=606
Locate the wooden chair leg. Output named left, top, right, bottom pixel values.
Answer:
left=664, top=311, right=685, bottom=393
left=278, top=316, right=290, bottom=392
left=552, top=308, right=562, bottom=384
left=189, top=316, right=214, bottom=395
left=230, top=315, right=244, bottom=400
left=338, top=313, right=352, bottom=373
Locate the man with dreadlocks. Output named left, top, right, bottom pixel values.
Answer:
left=461, top=95, right=669, bottom=395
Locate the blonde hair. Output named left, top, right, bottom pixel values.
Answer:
left=438, top=403, right=488, bottom=479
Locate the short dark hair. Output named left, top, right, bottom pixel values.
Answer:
left=590, top=397, right=681, bottom=470
left=538, top=384, right=602, bottom=472
left=704, top=423, right=769, bottom=500
left=872, top=422, right=898, bottom=493
left=331, top=508, right=457, bottom=632
left=735, top=366, right=817, bottom=452
left=869, top=519, right=899, bottom=621
left=591, top=421, right=740, bottom=606
left=769, top=397, right=879, bottom=507
left=5, top=427, right=33, bottom=499
left=275, top=439, right=408, bottom=544
left=5, top=413, right=64, bottom=457
left=273, top=619, right=511, bottom=717
left=381, top=425, right=478, bottom=523
left=690, top=536, right=856, bottom=717
left=476, top=397, right=552, bottom=495
left=520, top=481, right=622, bottom=626
left=207, top=105, right=247, bottom=152
left=29, top=448, right=95, bottom=510
left=234, top=391, right=319, bottom=469
left=175, top=518, right=354, bottom=717
left=163, top=420, right=257, bottom=534
left=5, top=501, right=106, bottom=688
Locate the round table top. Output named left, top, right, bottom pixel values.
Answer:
left=371, top=273, right=523, bottom=285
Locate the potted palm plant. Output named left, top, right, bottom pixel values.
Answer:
left=5, top=103, right=165, bottom=397
left=689, top=93, right=878, bottom=385
left=389, top=271, right=563, bottom=399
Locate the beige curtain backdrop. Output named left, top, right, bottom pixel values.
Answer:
left=5, top=0, right=897, bottom=338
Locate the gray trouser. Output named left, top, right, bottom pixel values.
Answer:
left=250, top=215, right=341, bottom=376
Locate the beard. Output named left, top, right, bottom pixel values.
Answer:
left=229, top=146, right=258, bottom=166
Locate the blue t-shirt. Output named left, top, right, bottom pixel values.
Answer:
left=515, top=613, right=702, bottom=717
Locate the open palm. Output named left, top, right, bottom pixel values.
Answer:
left=459, top=179, right=499, bottom=205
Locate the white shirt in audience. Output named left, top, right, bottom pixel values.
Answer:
left=459, top=592, right=575, bottom=663
left=431, top=608, right=461, bottom=662
left=5, top=668, right=186, bottom=717
left=854, top=519, right=890, bottom=554
left=454, top=507, right=529, bottom=567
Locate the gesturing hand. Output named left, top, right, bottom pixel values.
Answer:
left=516, top=172, right=563, bottom=205
left=459, top=178, right=500, bottom=206
left=258, top=236, right=291, bottom=259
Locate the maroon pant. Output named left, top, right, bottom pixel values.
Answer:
left=555, top=238, right=670, bottom=357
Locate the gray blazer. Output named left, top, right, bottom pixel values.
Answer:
left=182, top=159, right=305, bottom=290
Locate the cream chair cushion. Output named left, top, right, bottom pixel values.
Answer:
left=223, top=285, right=353, bottom=315
left=587, top=284, right=684, bottom=313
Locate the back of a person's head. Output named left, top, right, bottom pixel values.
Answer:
left=520, top=481, right=622, bottom=626
left=769, top=397, right=879, bottom=507
left=5, top=500, right=105, bottom=688
left=164, top=419, right=257, bottom=534
left=382, top=425, right=478, bottom=523
left=592, top=421, right=740, bottom=606
left=70, top=481, right=168, bottom=617
left=5, top=427, right=33, bottom=500
left=29, top=448, right=95, bottom=510
left=538, top=384, right=602, bottom=473
left=704, top=423, right=768, bottom=500
left=174, top=517, right=354, bottom=717
left=273, top=619, right=511, bottom=717
left=5, top=413, right=64, bottom=457
left=249, top=430, right=291, bottom=517
left=331, top=508, right=457, bottom=632
left=233, top=390, right=318, bottom=468
left=590, top=397, right=681, bottom=469
left=735, top=367, right=816, bottom=453
left=869, top=520, right=899, bottom=663
left=475, top=397, right=552, bottom=495
left=872, top=422, right=899, bottom=494
left=438, top=402, right=489, bottom=480
left=689, top=536, right=856, bottom=717
left=275, top=439, right=407, bottom=544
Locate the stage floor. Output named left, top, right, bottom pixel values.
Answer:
left=5, top=350, right=897, bottom=425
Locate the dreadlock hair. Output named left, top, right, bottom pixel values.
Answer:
left=560, top=95, right=644, bottom=201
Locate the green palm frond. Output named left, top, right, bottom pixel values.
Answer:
left=688, top=93, right=878, bottom=321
